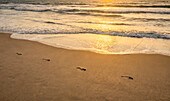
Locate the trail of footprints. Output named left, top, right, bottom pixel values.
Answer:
left=16, top=52, right=134, bottom=80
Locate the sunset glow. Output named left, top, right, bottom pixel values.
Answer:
left=0, top=0, right=170, bottom=101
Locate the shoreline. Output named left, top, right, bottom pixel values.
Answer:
left=0, top=32, right=170, bottom=101
left=9, top=32, right=170, bottom=57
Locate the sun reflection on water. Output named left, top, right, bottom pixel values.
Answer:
left=93, top=34, right=116, bottom=54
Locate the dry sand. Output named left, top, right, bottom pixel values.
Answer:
left=0, top=33, right=170, bottom=101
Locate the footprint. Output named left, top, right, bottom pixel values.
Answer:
left=8, top=75, right=15, bottom=80
left=76, top=67, right=86, bottom=71
left=121, top=76, right=133, bottom=80
left=16, top=53, right=22, bottom=55
left=42, top=58, right=50, bottom=61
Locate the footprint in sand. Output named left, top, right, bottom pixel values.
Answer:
left=8, top=75, right=15, bottom=80
left=42, top=58, right=51, bottom=61
left=16, top=52, right=22, bottom=55
left=121, top=76, right=134, bottom=80
left=76, top=67, right=86, bottom=71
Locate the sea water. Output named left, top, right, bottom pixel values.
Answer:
left=0, top=0, right=170, bottom=55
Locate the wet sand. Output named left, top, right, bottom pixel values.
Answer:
left=0, top=33, right=170, bottom=101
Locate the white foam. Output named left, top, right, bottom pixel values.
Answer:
left=10, top=33, right=170, bottom=56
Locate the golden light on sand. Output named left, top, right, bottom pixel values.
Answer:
left=98, top=0, right=116, bottom=2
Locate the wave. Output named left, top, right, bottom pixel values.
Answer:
left=106, top=32, right=170, bottom=39
left=1, top=4, right=170, bottom=15
left=0, top=1, right=87, bottom=5
left=77, top=21, right=132, bottom=26
left=65, top=13, right=122, bottom=18
left=96, top=5, right=170, bottom=8
left=57, top=9, right=170, bottom=15
left=0, top=3, right=170, bottom=40
left=3, top=27, right=170, bottom=39
left=10, top=8, right=51, bottom=12
left=129, top=18, right=170, bottom=22
left=105, top=11, right=170, bottom=14
left=44, top=21, right=66, bottom=25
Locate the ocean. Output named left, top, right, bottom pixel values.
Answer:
left=0, top=0, right=170, bottom=55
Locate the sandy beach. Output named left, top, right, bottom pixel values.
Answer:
left=0, top=33, right=170, bottom=101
